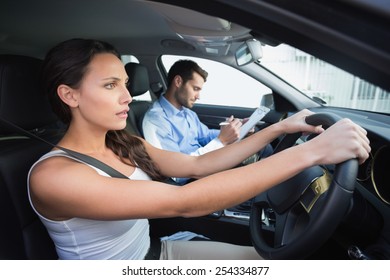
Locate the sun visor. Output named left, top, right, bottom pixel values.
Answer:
left=146, top=1, right=251, bottom=56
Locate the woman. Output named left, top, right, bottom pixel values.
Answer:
left=28, top=38, right=370, bottom=260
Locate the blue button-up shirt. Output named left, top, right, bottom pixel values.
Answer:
left=142, top=95, right=223, bottom=184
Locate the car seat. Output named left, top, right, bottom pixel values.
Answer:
left=124, top=62, right=153, bottom=137
left=0, top=54, right=62, bottom=259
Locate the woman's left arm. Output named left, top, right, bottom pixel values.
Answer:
left=144, top=109, right=323, bottom=179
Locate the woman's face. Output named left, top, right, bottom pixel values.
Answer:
left=74, top=53, right=132, bottom=132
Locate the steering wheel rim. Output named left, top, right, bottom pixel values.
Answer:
left=250, top=113, right=359, bottom=259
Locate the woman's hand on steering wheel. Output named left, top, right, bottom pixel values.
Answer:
left=278, top=109, right=324, bottom=135
left=304, top=117, right=371, bottom=165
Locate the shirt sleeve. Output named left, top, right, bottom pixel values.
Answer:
left=142, top=105, right=224, bottom=185
left=188, top=111, right=222, bottom=156
left=143, top=114, right=182, bottom=152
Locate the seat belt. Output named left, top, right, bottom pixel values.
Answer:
left=0, top=117, right=129, bottom=179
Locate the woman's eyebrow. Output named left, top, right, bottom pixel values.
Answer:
left=101, top=76, right=121, bottom=81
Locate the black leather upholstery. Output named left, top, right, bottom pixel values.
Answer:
left=125, top=62, right=150, bottom=97
left=0, top=55, right=61, bottom=259
left=0, top=55, right=58, bottom=132
left=125, top=62, right=152, bottom=137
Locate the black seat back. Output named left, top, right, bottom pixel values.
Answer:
left=125, top=62, right=152, bottom=137
left=0, top=55, right=61, bottom=259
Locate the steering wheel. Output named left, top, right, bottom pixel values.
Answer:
left=250, top=113, right=359, bottom=259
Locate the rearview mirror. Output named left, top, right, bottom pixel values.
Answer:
left=235, top=39, right=262, bottom=66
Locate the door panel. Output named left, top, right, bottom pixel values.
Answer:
left=193, top=104, right=258, bottom=129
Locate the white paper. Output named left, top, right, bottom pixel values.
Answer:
left=238, top=106, right=270, bottom=141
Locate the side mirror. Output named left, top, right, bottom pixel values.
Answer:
left=235, top=39, right=262, bottom=66
left=260, top=93, right=274, bottom=109
left=312, top=96, right=327, bottom=104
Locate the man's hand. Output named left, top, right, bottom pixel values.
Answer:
left=241, top=117, right=255, bottom=136
left=218, top=115, right=242, bottom=145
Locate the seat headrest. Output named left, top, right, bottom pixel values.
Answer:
left=0, top=55, right=58, bottom=134
left=125, top=62, right=150, bottom=97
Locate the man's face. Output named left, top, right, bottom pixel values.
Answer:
left=176, top=72, right=205, bottom=109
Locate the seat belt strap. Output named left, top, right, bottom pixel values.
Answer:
left=0, top=117, right=129, bottom=179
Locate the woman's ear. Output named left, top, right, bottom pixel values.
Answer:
left=57, top=85, right=79, bottom=108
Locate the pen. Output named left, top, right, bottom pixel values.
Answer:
left=219, top=118, right=242, bottom=126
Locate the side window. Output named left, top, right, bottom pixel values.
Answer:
left=121, top=55, right=152, bottom=101
left=161, top=55, right=271, bottom=108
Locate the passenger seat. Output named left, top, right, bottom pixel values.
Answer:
left=125, top=62, right=153, bottom=137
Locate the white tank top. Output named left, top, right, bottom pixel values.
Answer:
left=27, top=150, right=151, bottom=260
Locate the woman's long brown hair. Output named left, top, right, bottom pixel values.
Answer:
left=42, top=38, right=165, bottom=181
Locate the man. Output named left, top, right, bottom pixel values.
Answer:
left=142, top=60, right=255, bottom=184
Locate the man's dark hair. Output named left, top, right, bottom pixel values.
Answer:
left=167, top=60, right=208, bottom=87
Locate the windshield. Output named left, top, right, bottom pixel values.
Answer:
left=259, top=44, right=390, bottom=114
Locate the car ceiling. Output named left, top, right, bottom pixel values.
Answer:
left=0, top=0, right=250, bottom=59
left=160, top=0, right=390, bottom=91
left=0, top=0, right=389, bottom=91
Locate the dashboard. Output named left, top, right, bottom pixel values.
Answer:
left=308, top=107, right=390, bottom=257
left=311, top=107, right=390, bottom=207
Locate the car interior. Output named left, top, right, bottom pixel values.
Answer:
left=124, top=62, right=154, bottom=137
left=0, top=0, right=389, bottom=260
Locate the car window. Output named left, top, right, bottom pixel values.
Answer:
left=161, top=55, right=272, bottom=108
left=260, top=44, right=390, bottom=114
left=162, top=45, right=390, bottom=115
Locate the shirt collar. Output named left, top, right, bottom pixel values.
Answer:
left=159, top=94, right=186, bottom=117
